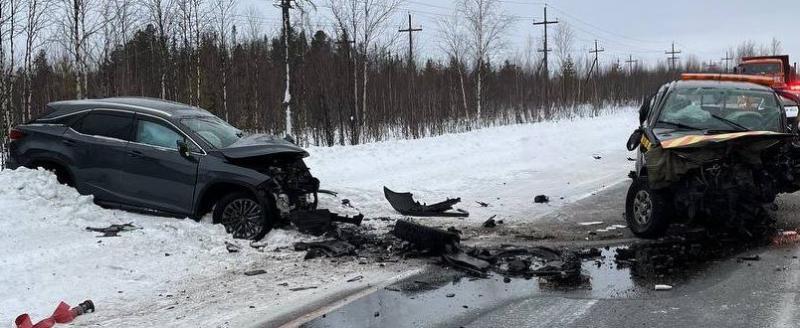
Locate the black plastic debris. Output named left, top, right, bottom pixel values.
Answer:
left=289, top=286, right=318, bottom=292
left=593, top=155, right=602, bottom=160
left=392, top=220, right=580, bottom=280
left=290, top=210, right=364, bottom=236
left=244, top=269, right=267, bottom=276
left=482, top=215, right=498, bottom=228
left=391, top=220, right=460, bottom=253
left=476, top=201, right=490, bottom=207
left=85, top=223, right=139, bottom=237
left=225, top=241, right=242, bottom=253
left=295, top=240, right=356, bottom=259
left=384, top=187, right=469, bottom=217
left=346, top=275, right=364, bottom=282
left=534, top=195, right=550, bottom=203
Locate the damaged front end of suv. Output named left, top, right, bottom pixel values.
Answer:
left=625, top=75, right=800, bottom=238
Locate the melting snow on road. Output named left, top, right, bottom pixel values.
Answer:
left=0, top=107, right=636, bottom=327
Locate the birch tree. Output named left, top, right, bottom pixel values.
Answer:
left=460, top=0, right=511, bottom=120
left=438, top=13, right=469, bottom=120
left=141, top=0, right=176, bottom=99
left=58, top=0, right=106, bottom=99
left=329, top=0, right=402, bottom=130
left=22, top=0, right=52, bottom=121
left=212, top=0, right=237, bottom=121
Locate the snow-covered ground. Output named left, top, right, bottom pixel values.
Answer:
left=0, top=107, right=637, bottom=327
left=308, top=107, right=637, bottom=228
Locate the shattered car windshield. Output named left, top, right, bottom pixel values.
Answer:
left=180, top=116, right=244, bottom=148
left=656, top=87, right=782, bottom=132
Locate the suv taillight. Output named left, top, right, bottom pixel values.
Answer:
left=9, top=128, right=25, bottom=140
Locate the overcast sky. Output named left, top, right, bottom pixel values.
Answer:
left=243, top=0, right=800, bottom=68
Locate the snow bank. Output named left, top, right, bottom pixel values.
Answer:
left=307, top=107, right=637, bottom=228
left=0, top=168, right=402, bottom=327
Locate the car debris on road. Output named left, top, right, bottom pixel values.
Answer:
left=85, top=223, right=140, bottom=237
left=384, top=187, right=469, bottom=217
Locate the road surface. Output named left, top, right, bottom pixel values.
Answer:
left=295, top=182, right=800, bottom=328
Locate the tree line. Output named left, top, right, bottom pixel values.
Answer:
left=0, top=0, right=789, bottom=168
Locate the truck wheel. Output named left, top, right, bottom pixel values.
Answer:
left=625, top=179, right=671, bottom=238
left=214, top=192, right=273, bottom=240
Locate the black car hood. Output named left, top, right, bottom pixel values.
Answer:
left=220, top=134, right=308, bottom=159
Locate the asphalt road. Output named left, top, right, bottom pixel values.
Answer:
left=299, top=182, right=800, bottom=328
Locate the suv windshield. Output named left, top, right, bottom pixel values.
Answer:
left=657, top=86, right=782, bottom=132
left=180, top=116, right=243, bottom=148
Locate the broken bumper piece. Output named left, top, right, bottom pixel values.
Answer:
left=289, top=209, right=364, bottom=236
left=384, top=187, right=469, bottom=217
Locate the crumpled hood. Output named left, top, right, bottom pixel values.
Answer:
left=659, top=131, right=793, bottom=149
left=220, top=134, right=308, bottom=159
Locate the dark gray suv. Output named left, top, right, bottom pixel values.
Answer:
left=7, top=97, right=319, bottom=240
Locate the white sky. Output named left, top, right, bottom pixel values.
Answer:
left=243, top=0, right=799, bottom=69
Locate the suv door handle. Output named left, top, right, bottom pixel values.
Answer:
left=127, top=150, right=143, bottom=158
left=62, top=139, right=77, bottom=147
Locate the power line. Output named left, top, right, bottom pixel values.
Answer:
left=586, top=40, right=604, bottom=82
left=625, top=54, right=638, bottom=73
left=721, top=51, right=734, bottom=73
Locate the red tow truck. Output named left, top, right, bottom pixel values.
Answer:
left=735, top=55, right=800, bottom=94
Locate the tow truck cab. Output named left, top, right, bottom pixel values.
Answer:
left=735, top=55, right=800, bottom=94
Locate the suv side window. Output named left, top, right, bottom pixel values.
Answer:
left=134, top=117, right=184, bottom=150
left=73, top=111, right=134, bottom=141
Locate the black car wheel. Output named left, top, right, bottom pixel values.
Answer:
left=213, top=192, right=273, bottom=240
left=625, top=178, right=671, bottom=238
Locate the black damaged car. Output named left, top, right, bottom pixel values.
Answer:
left=7, top=97, right=319, bottom=240
left=625, top=75, right=800, bottom=238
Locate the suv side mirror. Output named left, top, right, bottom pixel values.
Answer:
left=177, top=140, right=191, bottom=158
left=627, top=128, right=644, bottom=151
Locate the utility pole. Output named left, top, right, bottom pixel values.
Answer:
left=533, top=5, right=558, bottom=79
left=398, top=13, right=422, bottom=67
left=665, top=42, right=681, bottom=71
left=586, top=40, right=604, bottom=81
left=625, top=54, right=638, bottom=74
left=721, top=51, right=734, bottom=73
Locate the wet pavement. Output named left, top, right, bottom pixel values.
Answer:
left=295, top=183, right=800, bottom=328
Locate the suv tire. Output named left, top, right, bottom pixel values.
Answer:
left=625, top=178, right=671, bottom=238
left=214, top=192, right=273, bottom=240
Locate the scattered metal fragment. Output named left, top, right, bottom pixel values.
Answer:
left=654, top=284, right=673, bottom=291
left=85, top=223, right=139, bottom=237
left=244, top=270, right=267, bottom=276
left=578, top=221, right=604, bottom=226
left=384, top=187, right=468, bottom=217
left=446, top=293, right=455, bottom=298
left=290, top=210, right=364, bottom=236
left=476, top=201, right=490, bottom=207
left=346, top=275, right=364, bottom=282
left=289, top=286, right=318, bottom=292
left=225, top=241, right=242, bottom=253
left=295, top=240, right=356, bottom=259
left=738, top=255, right=761, bottom=261
left=593, top=155, right=602, bottom=160
left=534, top=195, right=550, bottom=203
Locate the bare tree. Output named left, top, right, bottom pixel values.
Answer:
left=735, top=40, right=756, bottom=62
left=329, top=0, right=403, bottom=129
left=22, top=0, right=52, bottom=121
left=459, top=0, right=511, bottom=120
left=438, top=13, right=469, bottom=120
left=769, top=37, right=783, bottom=56
left=213, top=0, right=237, bottom=121
left=58, top=0, right=106, bottom=99
left=552, top=21, right=574, bottom=71
left=141, top=0, right=176, bottom=99
left=242, top=5, right=262, bottom=40
left=177, top=0, right=205, bottom=105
